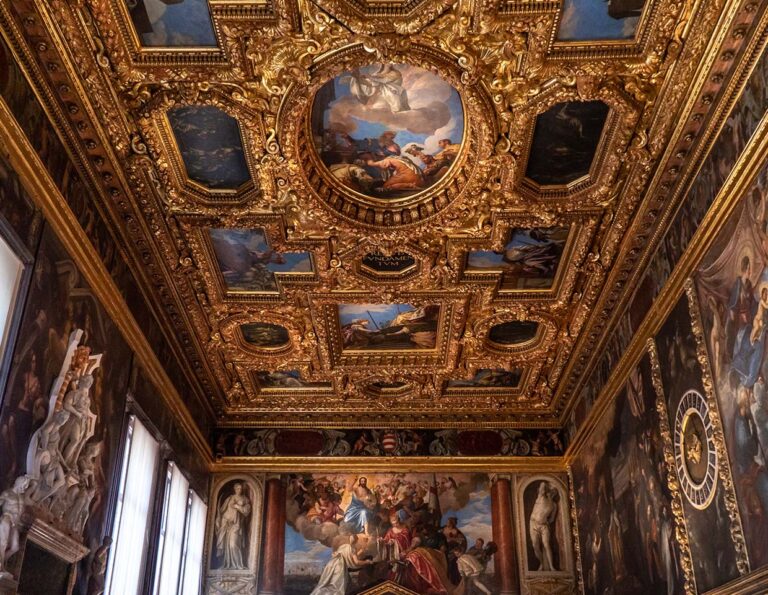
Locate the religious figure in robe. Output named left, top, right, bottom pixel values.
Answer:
left=343, top=477, right=377, bottom=534
left=214, top=482, right=251, bottom=569
left=309, top=535, right=374, bottom=595
left=346, top=64, right=411, bottom=113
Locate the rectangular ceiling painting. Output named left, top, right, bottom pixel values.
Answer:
left=466, top=227, right=569, bottom=291
left=127, top=0, right=217, bottom=47
left=557, top=0, right=645, bottom=41
left=338, top=304, right=439, bottom=350
left=210, top=228, right=313, bottom=293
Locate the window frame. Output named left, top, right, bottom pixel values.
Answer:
left=0, top=215, right=34, bottom=409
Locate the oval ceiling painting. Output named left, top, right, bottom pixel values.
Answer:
left=488, top=320, right=540, bottom=346
left=239, top=322, right=290, bottom=349
left=310, top=63, right=465, bottom=200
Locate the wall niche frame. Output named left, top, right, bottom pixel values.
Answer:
left=514, top=474, right=576, bottom=595
left=204, top=473, right=264, bottom=594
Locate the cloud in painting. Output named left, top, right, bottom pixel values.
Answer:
left=326, top=65, right=455, bottom=136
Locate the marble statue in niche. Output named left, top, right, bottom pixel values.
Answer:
left=529, top=481, right=558, bottom=571
left=214, top=482, right=252, bottom=570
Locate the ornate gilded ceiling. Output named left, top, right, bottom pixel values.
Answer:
left=1, top=0, right=750, bottom=430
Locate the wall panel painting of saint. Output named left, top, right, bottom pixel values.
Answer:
left=209, top=228, right=313, bottom=293
left=557, top=0, right=646, bottom=41
left=127, top=0, right=217, bottom=47
left=466, top=227, right=569, bottom=291
left=284, top=473, right=497, bottom=595
left=694, top=165, right=768, bottom=569
left=311, top=63, right=464, bottom=200
left=168, top=106, right=250, bottom=190
left=338, top=304, right=439, bottom=351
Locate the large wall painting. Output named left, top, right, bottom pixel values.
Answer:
left=127, top=0, right=217, bottom=47
left=466, top=227, right=569, bottom=291
left=694, top=164, right=768, bottom=570
left=310, top=63, right=464, bottom=200
left=284, top=473, right=496, bottom=595
left=571, top=353, right=687, bottom=595
left=338, top=304, right=439, bottom=351
left=557, top=0, right=645, bottom=41
left=524, top=101, right=610, bottom=186
left=653, top=296, right=744, bottom=590
left=209, top=228, right=313, bottom=293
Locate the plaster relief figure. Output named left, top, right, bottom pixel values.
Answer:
left=529, top=481, right=557, bottom=571
left=28, top=410, right=70, bottom=503
left=215, top=482, right=252, bottom=569
left=58, top=374, right=96, bottom=469
left=0, top=476, right=30, bottom=578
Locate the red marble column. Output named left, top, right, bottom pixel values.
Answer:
left=260, top=476, right=286, bottom=595
left=491, top=475, right=520, bottom=595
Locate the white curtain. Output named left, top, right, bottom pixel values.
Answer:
left=0, top=234, right=22, bottom=356
left=105, top=416, right=160, bottom=595
left=154, top=462, right=190, bottom=595
left=179, top=491, right=207, bottom=595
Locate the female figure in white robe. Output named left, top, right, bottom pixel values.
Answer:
left=215, top=482, right=251, bottom=569
left=310, top=536, right=373, bottom=595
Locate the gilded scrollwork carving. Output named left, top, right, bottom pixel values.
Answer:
left=4, top=0, right=746, bottom=429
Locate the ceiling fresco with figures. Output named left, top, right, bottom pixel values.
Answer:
left=2, top=0, right=753, bottom=431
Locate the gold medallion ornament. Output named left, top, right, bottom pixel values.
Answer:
left=674, top=389, right=718, bottom=510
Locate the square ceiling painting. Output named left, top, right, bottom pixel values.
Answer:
left=255, top=371, right=331, bottom=390
left=525, top=101, right=610, bottom=186
left=446, top=369, right=523, bottom=390
left=127, top=0, right=217, bottom=47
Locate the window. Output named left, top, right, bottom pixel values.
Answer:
left=153, top=462, right=190, bottom=595
left=179, top=491, right=207, bottom=595
left=105, top=416, right=161, bottom=595
left=0, top=232, right=23, bottom=358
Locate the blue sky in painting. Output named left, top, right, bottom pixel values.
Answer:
left=338, top=303, right=416, bottom=327
left=130, top=0, right=217, bottom=47
left=284, top=525, right=332, bottom=574
left=210, top=228, right=313, bottom=276
left=441, top=489, right=493, bottom=548
left=557, top=0, right=643, bottom=41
